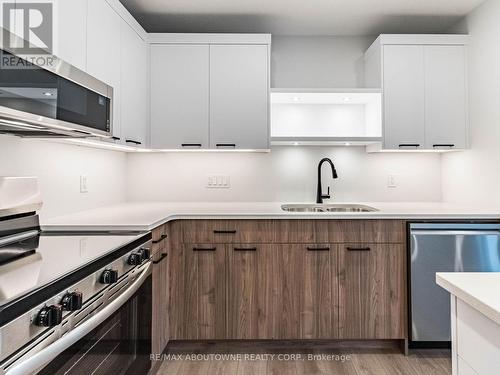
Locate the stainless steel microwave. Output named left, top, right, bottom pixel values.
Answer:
left=0, top=31, right=113, bottom=138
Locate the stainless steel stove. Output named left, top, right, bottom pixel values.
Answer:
left=0, top=205, right=152, bottom=374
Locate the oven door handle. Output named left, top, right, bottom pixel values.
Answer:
left=5, top=262, right=152, bottom=375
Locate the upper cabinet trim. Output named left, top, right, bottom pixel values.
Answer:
left=148, top=33, right=272, bottom=45
left=365, top=34, right=470, bottom=59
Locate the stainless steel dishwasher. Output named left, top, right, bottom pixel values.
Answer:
left=410, top=223, right=500, bottom=347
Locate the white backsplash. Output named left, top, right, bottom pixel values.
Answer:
left=126, top=146, right=442, bottom=203
left=0, top=136, right=127, bottom=220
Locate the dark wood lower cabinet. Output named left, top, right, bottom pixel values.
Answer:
left=169, top=244, right=226, bottom=340
left=338, top=243, right=406, bottom=339
left=163, top=221, right=407, bottom=341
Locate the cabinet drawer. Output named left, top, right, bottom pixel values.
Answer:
left=179, top=220, right=330, bottom=244
left=151, top=223, right=169, bottom=254
left=331, top=220, right=406, bottom=243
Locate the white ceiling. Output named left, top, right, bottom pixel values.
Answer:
left=119, top=0, right=485, bottom=35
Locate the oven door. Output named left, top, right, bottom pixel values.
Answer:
left=4, top=264, right=152, bottom=375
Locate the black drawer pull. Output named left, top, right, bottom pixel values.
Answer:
left=216, top=143, right=236, bottom=148
left=234, top=247, right=257, bottom=252
left=152, top=234, right=168, bottom=244
left=181, top=143, right=202, bottom=147
left=307, top=246, right=330, bottom=251
left=433, top=144, right=455, bottom=148
left=398, top=144, right=420, bottom=148
left=213, top=230, right=237, bottom=234
left=193, top=247, right=217, bottom=251
left=125, top=139, right=142, bottom=145
left=111, top=136, right=120, bottom=141
left=153, top=253, right=168, bottom=264
left=346, top=247, right=371, bottom=252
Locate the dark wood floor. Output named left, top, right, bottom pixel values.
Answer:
left=156, top=342, right=451, bottom=375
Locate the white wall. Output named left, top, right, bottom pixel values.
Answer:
left=441, top=0, right=500, bottom=205
left=126, top=147, right=442, bottom=203
left=271, top=36, right=376, bottom=88
left=0, top=136, right=127, bottom=219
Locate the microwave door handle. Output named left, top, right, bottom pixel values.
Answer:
left=5, top=262, right=152, bottom=375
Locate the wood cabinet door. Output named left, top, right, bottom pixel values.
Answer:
left=152, top=250, right=169, bottom=356
left=169, top=244, right=226, bottom=339
left=227, top=244, right=273, bottom=339
left=383, top=44, right=425, bottom=150
left=150, top=44, right=210, bottom=149
left=338, top=243, right=406, bottom=339
left=264, top=244, right=337, bottom=340
left=297, top=244, right=338, bottom=339
left=209, top=44, right=269, bottom=150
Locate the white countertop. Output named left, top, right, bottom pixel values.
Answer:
left=437, top=273, right=500, bottom=326
left=41, top=201, right=500, bottom=232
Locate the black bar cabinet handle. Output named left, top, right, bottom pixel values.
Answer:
left=346, top=247, right=371, bottom=252
left=193, top=247, right=217, bottom=251
left=234, top=247, right=257, bottom=252
left=153, top=253, right=168, bottom=264
left=433, top=144, right=455, bottom=148
left=398, top=144, right=420, bottom=148
left=125, top=139, right=142, bottom=145
left=213, top=230, right=237, bottom=234
left=152, top=234, right=168, bottom=244
left=307, top=246, right=330, bottom=251
left=111, top=136, right=120, bottom=141
left=181, top=143, right=202, bottom=147
left=216, top=143, right=236, bottom=148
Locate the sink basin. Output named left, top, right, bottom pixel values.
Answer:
left=281, top=204, right=379, bottom=213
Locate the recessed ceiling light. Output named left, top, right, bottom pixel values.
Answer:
left=345, top=142, right=351, bottom=146
left=343, top=97, right=351, bottom=102
left=42, top=92, right=53, bottom=96
left=292, top=96, right=300, bottom=102
left=293, top=142, right=299, bottom=146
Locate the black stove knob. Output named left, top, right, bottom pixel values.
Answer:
left=100, top=269, right=118, bottom=284
left=35, top=305, right=63, bottom=327
left=140, top=248, right=150, bottom=261
left=127, top=252, right=143, bottom=266
left=61, top=291, right=83, bottom=311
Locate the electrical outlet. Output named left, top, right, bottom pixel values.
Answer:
left=387, top=175, right=397, bottom=188
left=80, top=175, right=88, bottom=193
left=207, top=175, right=231, bottom=189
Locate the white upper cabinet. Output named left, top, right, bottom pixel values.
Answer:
left=365, top=35, right=469, bottom=151
left=120, top=20, right=148, bottom=147
left=424, top=45, right=468, bottom=149
left=383, top=45, right=425, bottom=149
left=150, top=44, right=209, bottom=149
left=209, top=44, right=269, bottom=150
left=149, top=34, right=271, bottom=150
left=54, top=0, right=87, bottom=71
left=86, top=0, right=122, bottom=141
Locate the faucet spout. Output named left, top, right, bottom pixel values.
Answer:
left=316, top=158, right=338, bottom=204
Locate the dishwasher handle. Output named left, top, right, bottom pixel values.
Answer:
left=411, top=230, right=500, bottom=236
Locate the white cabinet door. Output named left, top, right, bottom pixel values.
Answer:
left=209, top=44, right=269, bottom=150
left=150, top=44, right=209, bottom=149
left=86, top=0, right=121, bottom=140
left=424, top=45, right=467, bottom=150
left=383, top=45, right=425, bottom=150
left=120, top=20, right=147, bottom=147
left=54, top=0, right=87, bottom=71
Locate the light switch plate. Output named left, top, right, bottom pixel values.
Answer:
left=387, top=175, right=397, bottom=188
left=80, top=175, right=88, bottom=193
left=207, top=175, right=231, bottom=189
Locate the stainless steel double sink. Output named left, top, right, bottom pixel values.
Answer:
left=281, top=204, right=379, bottom=213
